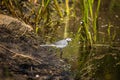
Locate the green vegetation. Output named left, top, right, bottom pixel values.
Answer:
left=0, top=0, right=117, bottom=43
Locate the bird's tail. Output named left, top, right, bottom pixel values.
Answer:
left=40, top=44, right=55, bottom=47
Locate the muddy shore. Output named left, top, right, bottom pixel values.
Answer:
left=0, top=14, right=73, bottom=80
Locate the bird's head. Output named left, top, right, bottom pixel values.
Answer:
left=65, top=38, right=72, bottom=42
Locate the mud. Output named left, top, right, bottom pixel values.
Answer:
left=0, top=15, right=72, bottom=80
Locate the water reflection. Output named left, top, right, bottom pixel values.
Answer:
left=62, top=40, right=120, bottom=79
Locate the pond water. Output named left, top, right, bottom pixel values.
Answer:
left=62, top=42, right=120, bottom=79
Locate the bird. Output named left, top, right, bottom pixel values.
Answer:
left=40, top=38, right=72, bottom=58
left=40, top=38, right=72, bottom=48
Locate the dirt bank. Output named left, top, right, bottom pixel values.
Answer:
left=0, top=14, right=72, bottom=80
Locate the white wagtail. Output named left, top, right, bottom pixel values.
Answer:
left=40, top=38, right=72, bottom=58
left=40, top=38, right=72, bottom=48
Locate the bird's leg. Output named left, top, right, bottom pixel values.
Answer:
left=60, top=48, right=63, bottom=59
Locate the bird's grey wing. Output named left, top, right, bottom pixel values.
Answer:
left=54, top=40, right=68, bottom=45
left=40, top=44, right=55, bottom=47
